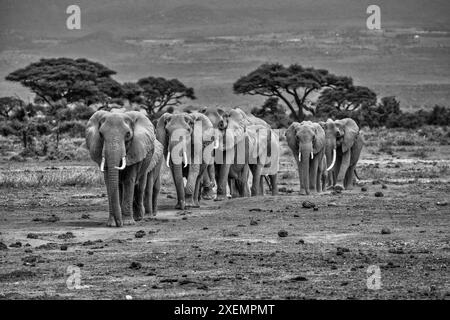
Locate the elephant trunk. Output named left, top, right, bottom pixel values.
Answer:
left=300, top=144, right=311, bottom=195
left=104, top=143, right=125, bottom=226
left=172, top=163, right=185, bottom=208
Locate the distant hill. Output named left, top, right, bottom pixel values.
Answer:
left=1, top=0, right=449, bottom=39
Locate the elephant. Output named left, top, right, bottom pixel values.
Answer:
left=285, top=121, right=327, bottom=195
left=214, top=108, right=279, bottom=200
left=198, top=106, right=226, bottom=200
left=85, top=110, right=163, bottom=227
left=156, top=112, right=217, bottom=210
left=319, top=118, right=364, bottom=191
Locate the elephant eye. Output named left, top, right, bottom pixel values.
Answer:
left=125, top=131, right=132, bottom=140
left=99, top=132, right=104, bottom=139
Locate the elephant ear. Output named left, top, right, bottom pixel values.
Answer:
left=125, top=111, right=155, bottom=166
left=285, top=122, right=301, bottom=151
left=312, top=123, right=325, bottom=154
left=339, top=118, right=359, bottom=153
left=156, top=113, right=172, bottom=155
left=85, top=110, right=109, bottom=166
left=149, top=139, right=164, bottom=172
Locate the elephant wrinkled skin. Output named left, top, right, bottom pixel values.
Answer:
left=286, top=121, right=326, bottom=195
left=85, top=110, right=163, bottom=227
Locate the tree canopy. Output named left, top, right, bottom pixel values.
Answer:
left=5, top=58, right=122, bottom=106
left=233, top=63, right=352, bottom=121
left=315, top=85, right=377, bottom=117
left=136, top=76, right=196, bottom=116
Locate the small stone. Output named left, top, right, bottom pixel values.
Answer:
left=374, top=191, right=384, bottom=197
left=436, top=201, right=448, bottom=206
left=60, top=245, right=68, bottom=251
left=381, top=228, right=391, bottom=235
left=0, top=242, right=8, bottom=250
left=135, top=230, right=146, bottom=238
left=278, top=230, right=288, bottom=237
left=361, top=187, right=368, bottom=192
left=9, top=242, right=22, bottom=248
left=76, top=263, right=84, bottom=267
left=313, top=206, right=319, bottom=211
left=27, top=233, right=39, bottom=239
left=24, top=248, right=33, bottom=253
left=381, top=184, right=387, bottom=189
left=297, top=239, right=305, bottom=245
left=250, top=218, right=258, bottom=226
left=57, top=232, right=75, bottom=239
left=81, top=214, right=90, bottom=219
left=328, top=202, right=338, bottom=207
left=302, top=201, right=315, bottom=209
left=290, top=276, right=308, bottom=282
left=130, top=262, right=142, bottom=270
left=125, top=295, right=133, bottom=300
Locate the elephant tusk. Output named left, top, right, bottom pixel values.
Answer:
left=298, top=152, right=301, bottom=162
left=166, top=151, right=171, bottom=167
left=213, top=138, right=219, bottom=149
left=114, top=157, right=126, bottom=170
left=311, top=151, right=314, bottom=160
left=183, top=151, right=188, bottom=168
left=100, top=157, right=105, bottom=172
left=327, top=149, right=336, bottom=171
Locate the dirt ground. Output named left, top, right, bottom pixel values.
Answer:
left=0, top=142, right=449, bottom=300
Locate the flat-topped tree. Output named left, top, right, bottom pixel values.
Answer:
left=5, top=57, right=122, bottom=106
left=136, top=76, right=196, bottom=116
left=316, top=85, right=377, bottom=118
left=233, top=63, right=352, bottom=121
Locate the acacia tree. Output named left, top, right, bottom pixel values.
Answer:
left=5, top=57, right=123, bottom=106
left=6, top=58, right=123, bottom=149
left=233, top=63, right=352, bottom=121
left=315, top=85, right=377, bottom=118
left=136, top=76, right=196, bottom=116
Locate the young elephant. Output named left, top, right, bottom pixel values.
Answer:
left=286, top=121, right=326, bottom=195
left=320, top=118, right=363, bottom=191
left=86, top=110, right=163, bottom=227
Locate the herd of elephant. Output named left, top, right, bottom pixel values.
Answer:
left=85, top=107, right=363, bottom=227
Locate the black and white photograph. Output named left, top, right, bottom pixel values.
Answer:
left=0, top=0, right=449, bottom=307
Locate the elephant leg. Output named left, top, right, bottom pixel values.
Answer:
left=144, top=171, right=154, bottom=216
left=170, top=164, right=185, bottom=210
left=335, top=151, right=350, bottom=191
left=259, top=176, right=265, bottom=196
left=193, top=165, right=206, bottom=207
left=215, top=164, right=230, bottom=201
left=249, top=164, right=262, bottom=196
left=201, top=165, right=215, bottom=200
left=133, top=173, right=147, bottom=221
left=121, top=175, right=136, bottom=225
left=270, top=174, right=278, bottom=195
left=152, top=173, right=160, bottom=216
left=344, top=164, right=356, bottom=190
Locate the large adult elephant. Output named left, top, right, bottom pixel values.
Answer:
left=86, top=110, right=163, bottom=227
left=156, top=112, right=217, bottom=210
left=320, top=118, right=363, bottom=191
left=215, top=108, right=279, bottom=200
left=286, top=121, right=327, bottom=195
